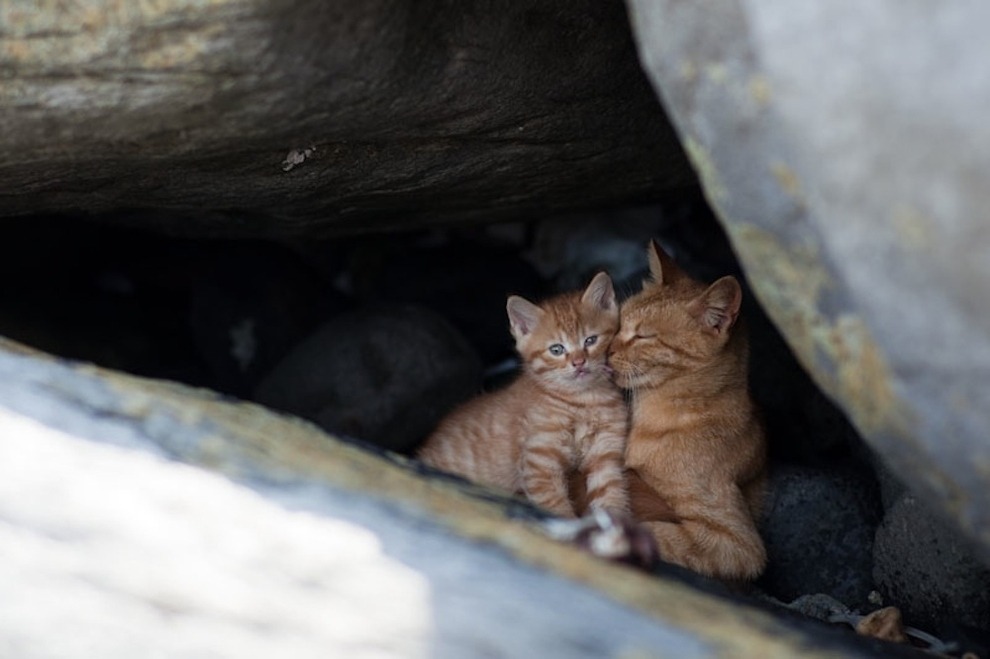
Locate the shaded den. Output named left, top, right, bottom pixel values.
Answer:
left=2, top=1, right=989, bottom=657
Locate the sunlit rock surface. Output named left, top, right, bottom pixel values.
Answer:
left=626, top=0, right=990, bottom=562
left=0, top=340, right=905, bottom=658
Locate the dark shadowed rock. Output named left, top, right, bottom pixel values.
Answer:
left=0, top=216, right=210, bottom=384
left=253, top=306, right=483, bottom=453
left=759, top=462, right=883, bottom=610
left=626, top=0, right=990, bottom=562
left=187, top=242, right=351, bottom=398
left=0, top=0, right=692, bottom=234
left=338, top=232, right=547, bottom=366
left=873, top=492, right=990, bottom=631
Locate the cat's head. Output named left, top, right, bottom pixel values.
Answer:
left=608, top=241, right=743, bottom=390
left=506, top=272, right=619, bottom=392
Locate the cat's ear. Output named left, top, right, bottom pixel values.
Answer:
left=646, top=240, right=685, bottom=287
left=692, top=276, right=742, bottom=335
left=507, top=295, right=544, bottom=338
left=581, top=272, right=617, bottom=313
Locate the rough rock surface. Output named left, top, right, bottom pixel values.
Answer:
left=338, top=233, right=547, bottom=366
left=873, top=492, right=990, bottom=631
left=0, top=339, right=913, bottom=658
left=0, top=0, right=692, bottom=233
left=186, top=241, right=349, bottom=398
left=253, top=306, right=483, bottom=453
left=759, top=463, right=883, bottom=611
left=626, top=0, right=990, bottom=561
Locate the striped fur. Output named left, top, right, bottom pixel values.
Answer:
left=417, top=272, right=629, bottom=518
left=608, top=242, right=768, bottom=581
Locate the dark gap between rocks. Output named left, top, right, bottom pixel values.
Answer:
left=1, top=190, right=986, bottom=657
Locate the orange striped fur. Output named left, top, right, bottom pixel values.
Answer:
left=608, top=242, right=767, bottom=581
left=417, top=272, right=629, bottom=518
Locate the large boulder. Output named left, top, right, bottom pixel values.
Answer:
left=0, top=0, right=692, bottom=234
left=626, top=1, right=990, bottom=562
left=0, top=338, right=908, bottom=658
left=254, top=306, right=483, bottom=454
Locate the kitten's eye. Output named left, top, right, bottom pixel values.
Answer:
left=548, top=344, right=565, bottom=356
left=584, top=335, right=598, bottom=347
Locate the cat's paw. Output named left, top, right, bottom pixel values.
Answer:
left=541, top=508, right=658, bottom=570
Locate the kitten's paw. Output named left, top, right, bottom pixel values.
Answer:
left=541, top=508, right=658, bottom=570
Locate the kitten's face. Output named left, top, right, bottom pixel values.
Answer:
left=508, top=272, right=619, bottom=393
left=522, top=302, right=618, bottom=391
left=608, top=243, right=742, bottom=390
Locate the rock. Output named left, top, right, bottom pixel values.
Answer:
left=872, top=461, right=909, bottom=513
left=0, top=0, right=692, bottom=232
left=253, top=306, right=483, bottom=453
left=626, top=0, right=990, bottom=561
left=187, top=241, right=350, bottom=398
left=758, top=462, right=883, bottom=611
left=873, top=492, right=990, bottom=631
left=341, top=232, right=547, bottom=366
left=782, top=593, right=852, bottom=624
left=524, top=204, right=669, bottom=294
left=0, top=337, right=929, bottom=659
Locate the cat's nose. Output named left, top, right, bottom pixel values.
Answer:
left=572, top=355, right=586, bottom=367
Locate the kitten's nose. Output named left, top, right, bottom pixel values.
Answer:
left=572, top=354, right=586, bottom=367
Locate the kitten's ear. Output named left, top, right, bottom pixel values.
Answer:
left=507, top=295, right=544, bottom=338
left=692, top=276, right=742, bottom=335
left=646, top=240, right=685, bottom=287
left=581, top=272, right=617, bottom=313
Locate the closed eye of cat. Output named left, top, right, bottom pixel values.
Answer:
left=632, top=332, right=657, bottom=340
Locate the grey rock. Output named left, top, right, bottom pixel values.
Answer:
left=759, top=463, right=883, bottom=610
left=0, top=346, right=704, bottom=659
left=254, top=306, right=483, bottom=453
left=873, top=492, right=990, bottom=631
left=626, top=0, right=990, bottom=561
left=0, top=337, right=913, bottom=659
left=783, top=593, right=852, bottom=623
left=344, top=233, right=546, bottom=366
left=187, top=242, right=348, bottom=398
left=872, top=460, right=909, bottom=513
left=0, top=0, right=692, bottom=232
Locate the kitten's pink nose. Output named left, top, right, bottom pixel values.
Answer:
left=572, top=355, right=586, bottom=368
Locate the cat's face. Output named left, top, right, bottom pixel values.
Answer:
left=508, top=272, right=619, bottom=392
left=608, top=242, right=742, bottom=390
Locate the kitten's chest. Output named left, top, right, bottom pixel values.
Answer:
left=569, top=403, right=625, bottom=448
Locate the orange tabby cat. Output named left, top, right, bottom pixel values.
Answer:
left=417, top=272, right=629, bottom=518
left=608, top=241, right=767, bottom=581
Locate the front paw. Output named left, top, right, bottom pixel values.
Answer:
left=541, top=508, right=658, bottom=570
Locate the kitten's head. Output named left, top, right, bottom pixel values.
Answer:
left=506, top=272, right=619, bottom=392
left=608, top=241, right=743, bottom=390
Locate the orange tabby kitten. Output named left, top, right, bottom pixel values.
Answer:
left=608, top=241, right=767, bottom=581
left=417, top=272, right=629, bottom=518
